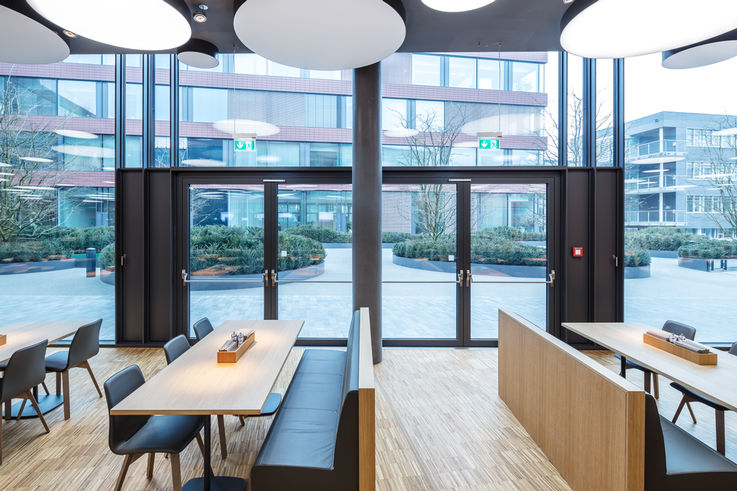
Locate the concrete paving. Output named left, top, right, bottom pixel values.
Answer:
left=1, top=250, right=735, bottom=342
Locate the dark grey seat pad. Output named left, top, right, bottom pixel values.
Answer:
left=254, top=349, right=347, bottom=470
left=661, top=415, right=737, bottom=475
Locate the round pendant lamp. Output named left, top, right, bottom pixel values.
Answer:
left=561, top=0, right=737, bottom=59
left=420, top=1, right=495, bottom=12
left=663, top=28, right=737, bottom=69
left=27, top=0, right=191, bottom=51
left=177, top=39, right=219, bottom=69
left=233, top=0, right=406, bottom=70
left=0, top=5, right=69, bottom=64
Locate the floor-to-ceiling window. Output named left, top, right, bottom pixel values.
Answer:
left=624, top=54, right=737, bottom=342
left=0, top=56, right=116, bottom=342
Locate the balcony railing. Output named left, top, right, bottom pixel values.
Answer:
left=626, top=139, right=685, bottom=162
left=625, top=210, right=686, bottom=225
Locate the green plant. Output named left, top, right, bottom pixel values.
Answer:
left=678, top=238, right=737, bottom=259
left=283, top=225, right=352, bottom=243
left=98, top=243, right=115, bottom=270
left=381, top=232, right=415, bottom=244
left=625, top=227, right=693, bottom=251
left=392, top=234, right=546, bottom=266
left=624, top=248, right=651, bottom=267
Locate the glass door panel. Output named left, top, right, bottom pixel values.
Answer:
left=276, top=184, right=353, bottom=338
left=186, top=185, right=266, bottom=336
left=382, top=184, right=459, bottom=340
left=469, top=183, right=550, bottom=339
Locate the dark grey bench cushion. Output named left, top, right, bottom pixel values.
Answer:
left=251, top=311, right=362, bottom=491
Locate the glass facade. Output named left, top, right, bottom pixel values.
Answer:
left=624, top=53, right=737, bottom=343
left=0, top=56, right=116, bottom=342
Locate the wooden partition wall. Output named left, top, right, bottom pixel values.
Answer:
left=358, top=307, right=376, bottom=491
left=498, top=310, right=645, bottom=491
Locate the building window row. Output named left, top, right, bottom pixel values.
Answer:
left=687, top=195, right=723, bottom=213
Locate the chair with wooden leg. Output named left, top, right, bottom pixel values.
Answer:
left=44, top=319, right=103, bottom=420
left=0, top=340, right=50, bottom=465
left=616, top=320, right=696, bottom=398
left=104, top=365, right=206, bottom=491
left=670, top=342, right=737, bottom=455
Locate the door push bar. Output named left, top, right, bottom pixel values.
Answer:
left=468, top=269, right=556, bottom=288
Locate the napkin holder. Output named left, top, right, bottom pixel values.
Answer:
left=217, top=330, right=255, bottom=363
left=643, top=332, right=717, bottom=366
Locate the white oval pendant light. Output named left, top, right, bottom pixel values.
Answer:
left=421, top=1, right=495, bottom=13
left=663, top=29, right=737, bottom=69
left=561, top=0, right=737, bottom=59
left=0, top=5, right=69, bottom=64
left=234, top=0, right=406, bottom=70
left=27, top=0, right=191, bottom=51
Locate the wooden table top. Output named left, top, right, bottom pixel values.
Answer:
left=111, top=320, right=304, bottom=416
left=0, top=321, right=93, bottom=363
left=563, top=321, right=737, bottom=412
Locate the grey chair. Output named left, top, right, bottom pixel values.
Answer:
left=617, top=320, right=696, bottom=398
left=192, top=317, right=214, bottom=341
left=163, top=335, right=233, bottom=459
left=104, top=365, right=205, bottom=491
left=44, top=319, right=103, bottom=420
left=192, top=317, right=282, bottom=416
left=670, top=342, right=737, bottom=455
left=0, top=340, right=50, bottom=465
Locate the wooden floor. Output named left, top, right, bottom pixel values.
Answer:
left=0, top=347, right=734, bottom=490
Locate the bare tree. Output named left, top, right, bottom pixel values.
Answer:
left=394, top=106, right=468, bottom=241
left=0, top=77, right=65, bottom=242
left=704, top=116, right=737, bottom=237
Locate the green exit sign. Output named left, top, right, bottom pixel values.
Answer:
left=234, top=138, right=256, bottom=152
left=478, top=138, right=500, bottom=150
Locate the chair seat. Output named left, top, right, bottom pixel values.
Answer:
left=670, top=382, right=728, bottom=411
left=660, top=414, right=737, bottom=475
left=614, top=353, right=651, bottom=373
left=44, top=351, right=69, bottom=372
left=0, top=362, right=6, bottom=371
left=115, top=414, right=204, bottom=455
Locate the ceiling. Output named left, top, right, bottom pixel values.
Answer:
left=2, top=0, right=568, bottom=55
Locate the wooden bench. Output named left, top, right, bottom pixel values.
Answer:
left=250, top=308, right=375, bottom=490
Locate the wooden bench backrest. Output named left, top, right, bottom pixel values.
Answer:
left=357, top=307, right=375, bottom=491
left=498, top=310, right=645, bottom=491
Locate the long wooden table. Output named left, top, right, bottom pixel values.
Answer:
left=563, top=322, right=737, bottom=412
left=111, top=319, right=304, bottom=491
left=0, top=320, right=93, bottom=418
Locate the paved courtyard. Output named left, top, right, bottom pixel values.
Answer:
left=1, top=251, right=736, bottom=342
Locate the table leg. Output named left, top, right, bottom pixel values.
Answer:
left=182, top=415, right=246, bottom=491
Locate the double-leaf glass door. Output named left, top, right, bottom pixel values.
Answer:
left=180, top=179, right=353, bottom=339
left=382, top=178, right=557, bottom=346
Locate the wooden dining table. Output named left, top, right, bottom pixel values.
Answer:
left=563, top=321, right=737, bottom=412
left=111, top=319, right=304, bottom=491
left=0, top=320, right=93, bottom=418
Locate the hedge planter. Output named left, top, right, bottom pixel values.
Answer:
left=648, top=250, right=678, bottom=259
left=392, top=255, right=547, bottom=278
left=624, top=265, right=650, bottom=279
left=678, top=257, right=734, bottom=272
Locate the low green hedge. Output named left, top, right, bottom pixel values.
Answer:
left=678, top=238, right=737, bottom=259
left=392, top=235, right=546, bottom=266
left=284, top=225, right=352, bottom=243
left=474, top=226, right=546, bottom=242
left=381, top=232, right=415, bottom=244
left=0, top=226, right=115, bottom=263
left=190, top=225, right=324, bottom=275
left=626, top=227, right=693, bottom=251
left=98, top=243, right=115, bottom=270
left=624, top=248, right=651, bottom=267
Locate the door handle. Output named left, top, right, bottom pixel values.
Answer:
left=466, top=269, right=471, bottom=288
left=456, top=270, right=464, bottom=286
left=612, top=255, right=619, bottom=268
left=263, top=269, right=270, bottom=287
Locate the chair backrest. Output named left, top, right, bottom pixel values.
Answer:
left=1, top=339, right=48, bottom=402
left=67, top=319, right=102, bottom=368
left=163, top=334, right=190, bottom=365
left=729, top=342, right=737, bottom=356
left=193, top=317, right=214, bottom=341
left=644, top=394, right=667, bottom=486
left=104, top=365, right=150, bottom=452
left=662, top=320, right=696, bottom=340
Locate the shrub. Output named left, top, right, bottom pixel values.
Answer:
left=98, top=243, right=115, bottom=270
left=283, top=225, right=351, bottom=243
left=624, top=248, right=651, bottom=267
left=393, top=235, right=546, bottom=266
left=0, top=225, right=115, bottom=263
left=381, top=232, right=415, bottom=244
left=678, top=238, right=737, bottom=259
left=475, top=226, right=546, bottom=242
left=626, top=227, right=693, bottom=251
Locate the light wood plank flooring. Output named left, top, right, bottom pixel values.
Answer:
left=0, top=347, right=733, bottom=490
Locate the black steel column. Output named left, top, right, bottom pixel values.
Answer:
left=353, top=63, right=382, bottom=363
